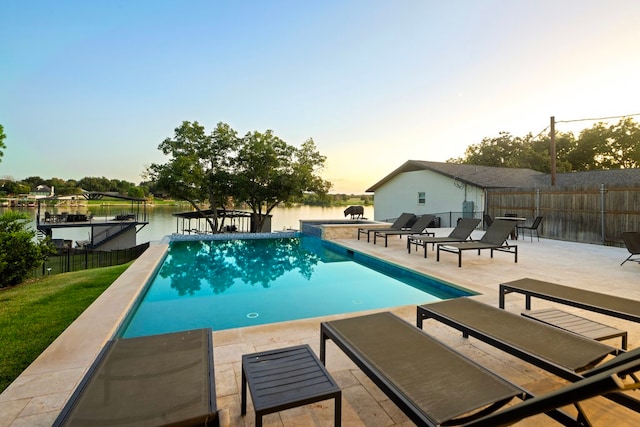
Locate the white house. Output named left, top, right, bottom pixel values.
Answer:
left=366, top=160, right=640, bottom=226
left=30, top=184, right=54, bottom=199
left=365, top=160, right=544, bottom=225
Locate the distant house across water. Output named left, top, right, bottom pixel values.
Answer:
left=30, top=184, right=54, bottom=199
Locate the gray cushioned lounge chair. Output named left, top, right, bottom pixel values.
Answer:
left=407, top=218, right=480, bottom=258
left=373, top=214, right=435, bottom=247
left=357, top=212, right=415, bottom=242
left=436, top=219, right=517, bottom=267
left=54, top=328, right=227, bottom=427
left=417, top=297, right=640, bottom=413
left=321, top=311, right=640, bottom=426
left=499, top=277, right=640, bottom=322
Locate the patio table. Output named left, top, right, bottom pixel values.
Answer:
left=242, top=344, right=341, bottom=427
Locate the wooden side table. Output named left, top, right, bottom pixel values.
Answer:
left=241, top=344, right=341, bottom=427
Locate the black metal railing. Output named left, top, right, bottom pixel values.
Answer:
left=31, top=242, right=150, bottom=277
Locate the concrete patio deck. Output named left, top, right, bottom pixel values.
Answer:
left=1, top=228, right=640, bottom=426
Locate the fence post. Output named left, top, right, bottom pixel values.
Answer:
left=600, top=183, right=606, bottom=244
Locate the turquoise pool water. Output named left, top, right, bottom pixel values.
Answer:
left=120, top=235, right=473, bottom=338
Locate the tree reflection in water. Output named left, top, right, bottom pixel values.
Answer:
left=158, top=238, right=322, bottom=295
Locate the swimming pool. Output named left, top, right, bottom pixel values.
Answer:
left=119, top=235, right=474, bottom=338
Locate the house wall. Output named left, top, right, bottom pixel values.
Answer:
left=91, top=225, right=137, bottom=250
left=373, top=170, right=485, bottom=225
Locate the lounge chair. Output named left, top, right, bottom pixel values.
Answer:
left=407, top=218, right=480, bottom=258
left=468, top=355, right=640, bottom=426
left=320, top=311, right=640, bottom=426
left=621, top=231, right=640, bottom=265
left=436, top=219, right=517, bottom=267
left=54, top=328, right=227, bottom=427
left=516, top=215, right=543, bottom=241
left=373, top=214, right=435, bottom=247
left=357, top=212, right=415, bottom=242
left=498, top=277, right=640, bottom=322
left=417, top=298, right=640, bottom=412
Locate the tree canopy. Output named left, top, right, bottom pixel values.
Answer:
left=147, top=121, right=332, bottom=232
left=449, top=117, right=640, bottom=172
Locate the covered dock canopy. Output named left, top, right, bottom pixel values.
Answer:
left=173, top=209, right=272, bottom=234
left=81, top=191, right=146, bottom=201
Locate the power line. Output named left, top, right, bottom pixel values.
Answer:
left=532, top=112, right=640, bottom=139
left=555, top=112, right=640, bottom=124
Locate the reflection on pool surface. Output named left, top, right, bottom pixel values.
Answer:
left=120, top=236, right=473, bottom=337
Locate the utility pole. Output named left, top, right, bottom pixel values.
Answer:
left=550, top=116, right=556, bottom=186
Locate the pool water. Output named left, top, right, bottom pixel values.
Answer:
left=120, top=236, right=472, bottom=338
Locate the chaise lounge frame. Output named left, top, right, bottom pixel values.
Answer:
left=407, top=218, right=480, bottom=258
left=373, top=214, right=435, bottom=247
left=320, top=312, right=526, bottom=426
left=53, top=328, right=223, bottom=427
left=436, top=219, right=517, bottom=267
left=499, top=277, right=640, bottom=323
left=357, top=212, right=415, bottom=242
left=417, top=297, right=640, bottom=412
left=320, top=311, right=640, bottom=426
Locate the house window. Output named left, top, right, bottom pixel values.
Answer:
left=418, top=192, right=426, bottom=205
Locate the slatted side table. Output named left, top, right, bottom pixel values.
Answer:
left=522, top=308, right=628, bottom=349
left=241, top=344, right=341, bottom=427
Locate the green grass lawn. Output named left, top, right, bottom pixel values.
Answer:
left=0, top=263, right=131, bottom=393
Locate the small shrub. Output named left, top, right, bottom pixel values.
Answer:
left=0, top=211, right=55, bottom=287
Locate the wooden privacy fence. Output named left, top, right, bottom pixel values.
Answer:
left=486, top=183, right=640, bottom=246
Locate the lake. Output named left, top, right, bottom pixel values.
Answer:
left=3, top=204, right=374, bottom=244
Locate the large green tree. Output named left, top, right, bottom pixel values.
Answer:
left=232, top=131, right=331, bottom=231
left=452, top=132, right=528, bottom=168
left=570, top=117, right=640, bottom=170
left=450, top=118, right=640, bottom=172
left=147, top=121, right=237, bottom=232
left=148, top=122, right=331, bottom=232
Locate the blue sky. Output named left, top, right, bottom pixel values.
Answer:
left=2, top=1, right=640, bottom=193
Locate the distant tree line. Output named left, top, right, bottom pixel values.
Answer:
left=299, top=193, right=373, bottom=207
left=0, top=174, right=371, bottom=208
left=0, top=176, right=152, bottom=199
left=449, top=117, right=640, bottom=172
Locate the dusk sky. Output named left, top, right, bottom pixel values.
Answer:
left=2, top=1, right=640, bottom=193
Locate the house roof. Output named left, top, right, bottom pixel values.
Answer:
left=365, top=160, right=640, bottom=192
left=33, top=184, right=52, bottom=192
left=365, top=160, right=545, bottom=192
